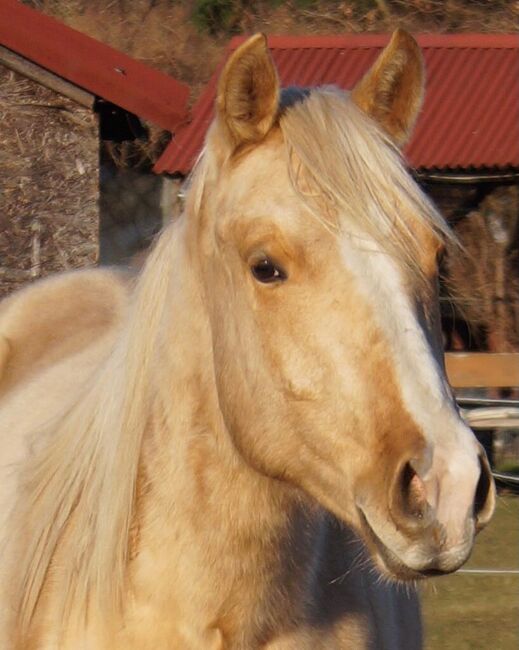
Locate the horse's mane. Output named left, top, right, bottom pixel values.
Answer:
left=8, top=224, right=179, bottom=635
left=8, top=86, right=452, bottom=638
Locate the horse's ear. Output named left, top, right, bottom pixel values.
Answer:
left=351, top=29, right=424, bottom=147
left=216, top=33, right=279, bottom=151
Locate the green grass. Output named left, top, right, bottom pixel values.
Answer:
left=422, top=494, right=519, bottom=649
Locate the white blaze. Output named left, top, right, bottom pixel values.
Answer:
left=341, top=232, right=480, bottom=547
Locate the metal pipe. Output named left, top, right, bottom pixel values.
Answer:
left=456, top=397, right=519, bottom=407
left=413, top=170, right=519, bottom=184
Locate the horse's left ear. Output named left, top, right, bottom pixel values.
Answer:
left=216, top=33, right=279, bottom=152
left=352, top=29, right=424, bottom=147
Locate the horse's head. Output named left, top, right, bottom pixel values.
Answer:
left=188, top=31, right=494, bottom=580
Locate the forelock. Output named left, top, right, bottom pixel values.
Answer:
left=278, top=86, right=455, bottom=280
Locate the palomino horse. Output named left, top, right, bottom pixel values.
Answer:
left=0, top=30, right=494, bottom=649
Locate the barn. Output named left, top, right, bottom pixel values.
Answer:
left=155, top=33, right=519, bottom=366
left=0, top=0, right=188, bottom=296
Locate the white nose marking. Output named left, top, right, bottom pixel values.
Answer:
left=341, top=234, right=476, bottom=449
left=427, top=440, right=480, bottom=546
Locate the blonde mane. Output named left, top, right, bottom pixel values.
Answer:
left=9, top=86, right=452, bottom=639
left=9, top=225, right=178, bottom=635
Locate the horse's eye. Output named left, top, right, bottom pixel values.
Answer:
left=251, top=258, right=287, bottom=284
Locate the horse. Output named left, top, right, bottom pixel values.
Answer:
left=0, top=30, right=495, bottom=649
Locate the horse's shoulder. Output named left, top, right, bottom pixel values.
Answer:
left=0, top=267, right=133, bottom=396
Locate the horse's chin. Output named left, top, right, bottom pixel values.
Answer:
left=356, top=507, right=461, bottom=583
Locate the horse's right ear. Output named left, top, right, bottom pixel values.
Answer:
left=215, top=34, right=279, bottom=152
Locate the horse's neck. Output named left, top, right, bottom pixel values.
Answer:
left=130, top=252, right=321, bottom=640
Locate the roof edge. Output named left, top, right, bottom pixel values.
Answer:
left=230, top=33, right=519, bottom=51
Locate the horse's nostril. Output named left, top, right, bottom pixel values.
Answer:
left=399, top=461, right=428, bottom=521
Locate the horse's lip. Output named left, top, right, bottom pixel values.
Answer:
left=356, top=507, right=439, bottom=581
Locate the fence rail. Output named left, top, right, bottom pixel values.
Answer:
left=457, top=397, right=519, bottom=407
left=446, top=352, right=519, bottom=388
left=457, top=397, right=519, bottom=488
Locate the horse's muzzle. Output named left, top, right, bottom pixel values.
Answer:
left=359, top=441, right=495, bottom=580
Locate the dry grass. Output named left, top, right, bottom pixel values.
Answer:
left=0, top=68, right=98, bottom=297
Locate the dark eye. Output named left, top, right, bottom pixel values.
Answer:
left=251, top=258, right=287, bottom=284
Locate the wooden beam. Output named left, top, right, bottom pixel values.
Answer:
left=445, top=352, right=519, bottom=388
left=0, top=45, right=94, bottom=108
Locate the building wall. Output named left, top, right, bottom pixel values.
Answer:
left=0, top=66, right=99, bottom=298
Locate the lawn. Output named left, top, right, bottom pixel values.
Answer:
left=422, top=494, right=519, bottom=649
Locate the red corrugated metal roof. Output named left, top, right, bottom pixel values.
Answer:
left=154, top=33, right=519, bottom=174
left=0, top=0, right=189, bottom=131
